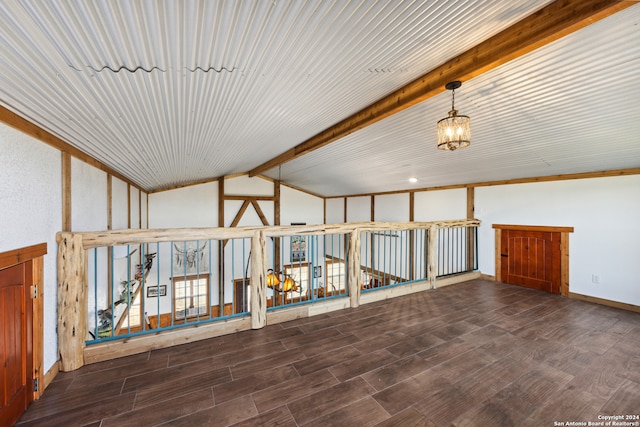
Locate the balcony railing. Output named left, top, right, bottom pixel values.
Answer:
left=56, top=219, right=479, bottom=371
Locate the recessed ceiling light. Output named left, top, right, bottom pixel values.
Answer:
left=409, top=177, right=418, bottom=183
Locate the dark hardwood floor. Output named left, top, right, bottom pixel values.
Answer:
left=17, top=279, right=640, bottom=426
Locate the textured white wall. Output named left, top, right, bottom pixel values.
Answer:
left=476, top=176, right=640, bottom=305
left=0, top=123, right=62, bottom=372
left=224, top=175, right=273, bottom=196
left=346, top=196, right=371, bottom=222
left=148, top=181, right=218, bottom=228
left=71, top=158, right=109, bottom=333
left=414, top=188, right=467, bottom=221
left=130, top=186, right=140, bottom=229
left=281, top=186, right=323, bottom=226
left=374, top=193, right=410, bottom=222
left=111, top=177, right=129, bottom=229
left=71, top=157, right=108, bottom=232
left=140, top=192, right=148, bottom=229
left=325, top=198, right=344, bottom=224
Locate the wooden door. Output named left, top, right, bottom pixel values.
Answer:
left=0, top=261, right=34, bottom=427
left=500, top=229, right=561, bottom=294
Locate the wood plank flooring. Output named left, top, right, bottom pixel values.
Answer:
left=16, top=279, right=640, bottom=426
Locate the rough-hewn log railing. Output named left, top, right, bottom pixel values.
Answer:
left=56, top=219, right=479, bottom=371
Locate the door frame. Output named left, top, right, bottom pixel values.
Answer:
left=493, top=224, right=573, bottom=296
left=0, top=243, right=47, bottom=403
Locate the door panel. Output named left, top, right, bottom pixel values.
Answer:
left=0, top=262, right=33, bottom=427
left=500, top=230, right=561, bottom=294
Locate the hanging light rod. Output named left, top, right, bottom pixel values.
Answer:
left=437, top=81, right=470, bottom=151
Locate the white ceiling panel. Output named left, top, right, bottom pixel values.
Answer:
left=265, top=4, right=640, bottom=196
left=1, top=0, right=638, bottom=196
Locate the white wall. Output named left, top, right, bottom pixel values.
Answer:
left=476, top=176, right=640, bottom=306
left=325, top=198, right=344, bottom=224
left=71, top=157, right=108, bottom=231
left=71, top=157, right=109, bottom=334
left=374, top=193, right=409, bottom=222
left=111, top=177, right=129, bottom=229
left=0, top=123, right=62, bottom=372
left=414, top=188, right=467, bottom=221
left=281, top=186, right=323, bottom=226
left=225, top=175, right=273, bottom=196
left=140, top=193, right=148, bottom=229
left=346, top=196, right=371, bottom=222
left=148, top=181, right=218, bottom=228
left=130, top=187, right=140, bottom=229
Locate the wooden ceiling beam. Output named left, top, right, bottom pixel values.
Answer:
left=249, top=0, right=634, bottom=177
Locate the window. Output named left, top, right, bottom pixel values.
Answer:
left=284, top=263, right=309, bottom=297
left=173, top=275, right=209, bottom=320
left=284, top=262, right=309, bottom=293
left=127, top=288, right=142, bottom=327
left=117, top=281, right=142, bottom=335
left=325, top=260, right=347, bottom=295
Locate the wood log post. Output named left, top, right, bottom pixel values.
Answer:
left=494, top=228, right=502, bottom=282
left=250, top=230, right=267, bottom=329
left=56, top=232, right=87, bottom=371
left=348, top=229, right=361, bottom=308
left=560, top=232, right=570, bottom=297
left=428, top=225, right=438, bottom=290
left=466, top=188, right=475, bottom=271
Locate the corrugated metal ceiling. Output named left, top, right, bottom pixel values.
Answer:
left=1, top=1, right=638, bottom=195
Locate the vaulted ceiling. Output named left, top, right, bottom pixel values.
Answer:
left=1, top=1, right=639, bottom=196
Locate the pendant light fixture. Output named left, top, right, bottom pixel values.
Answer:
left=437, top=81, right=470, bottom=151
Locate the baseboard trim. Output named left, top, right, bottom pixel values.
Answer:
left=480, top=274, right=496, bottom=281
left=436, top=271, right=482, bottom=288
left=42, top=361, right=60, bottom=395
left=569, top=292, right=640, bottom=313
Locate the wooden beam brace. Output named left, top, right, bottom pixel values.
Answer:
left=249, top=0, right=633, bottom=177
left=62, top=152, right=72, bottom=232
left=229, top=200, right=251, bottom=228
left=224, top=195, right=275, bottom=201
left=251, top=200, right=270, bottom=226
left=222, top=199, right=251, bottom=248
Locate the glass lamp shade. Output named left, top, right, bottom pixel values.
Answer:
left=437, top=109, right=470, bottom=151
left=266, top=270, right=281, bottom=288
left=281, top=276, right=298, bottom=292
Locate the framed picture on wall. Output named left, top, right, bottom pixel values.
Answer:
left=173, top=240, right=210, bottom=275
left=147, top=285, right=167, bottom=298
left=290, top=223, right=306, bottom=263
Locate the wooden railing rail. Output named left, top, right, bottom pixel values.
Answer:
left=56, top=219, right=479, bottom=371
left=77, top=219, right=479, bottom=249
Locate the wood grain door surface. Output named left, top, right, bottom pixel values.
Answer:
left=500, top=229, right=561, bottom=294
left=1, top=262, right=33, bottom=427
